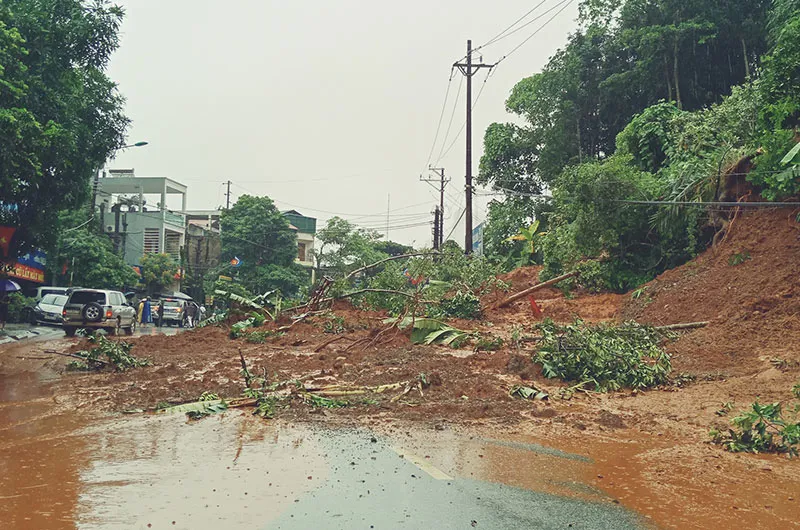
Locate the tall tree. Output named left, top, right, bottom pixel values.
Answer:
left=0, top=0, right=129, bottom=257
left=219, top=195, right=307, bottom=296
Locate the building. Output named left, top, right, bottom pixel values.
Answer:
left=283, top=210, right=316, bottom=268
left=96, top=169, right=187, bottom=265
left=97, top=170, right=317, bottom=283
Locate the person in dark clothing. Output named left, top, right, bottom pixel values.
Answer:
left=157, top=301, right=164, bottom=327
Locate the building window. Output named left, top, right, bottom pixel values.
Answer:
left=144, top=228, right=160, bottom=254
left=297, top=242, right=306, bottom=262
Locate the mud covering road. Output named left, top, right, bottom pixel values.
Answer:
left=1, top=209, right=799, bottom=529
left=0, top=352, right=645, bottom=529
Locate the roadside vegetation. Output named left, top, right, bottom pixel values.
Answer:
left=478, top=0, right=800, bottom=292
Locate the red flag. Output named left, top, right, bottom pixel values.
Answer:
left=529, top=296, right=542, bottom=318
left=0, top=226, right=15, bottom=258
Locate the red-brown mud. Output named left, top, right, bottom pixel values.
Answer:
left=1, top=208, right=799, bottom=529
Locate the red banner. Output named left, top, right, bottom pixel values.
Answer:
left=0, top=226, right=15, bottom=258
left=4, top=262, right=45, bottom=283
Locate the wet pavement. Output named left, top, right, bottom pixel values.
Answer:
left=0, top=327, right=649, bottom=529
left=1, top=399, right=647, bottom=529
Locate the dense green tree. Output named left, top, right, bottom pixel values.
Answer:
left=218, top=195, right=306, bottom=296
left=45, top=209, right=137, bottom=289
left=140, top=253, right=178, bottom=293
left=0, top=0, right=129, bottom=257
left=314, top=217, right=388, bottom=276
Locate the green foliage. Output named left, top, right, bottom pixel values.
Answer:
left=728, top=251, right=751, bottom=266
left=245, top=329, right=282, bottom=343
left=792, top=382, right=800, bottom=400
left=439, top=290, right=482, bottom=320
left=323, top=314, right=347, bottom=334
left=474, top=335, right=504, bottom=352
left=49, top=212, right=138, bottom=289
left=393, top=317, right=474, bottom=348
left=534, top=319, right=672, bottom=392
left=0, top=0, right=129, bottom=257
left=229, top=311, right=266, bottom=339
left=510, top=384, right=549, bottom=401
left=219, top=195, right=305, bottom=297
left=140, top=253, right=178, bottom=293
left=711, top=402, right=800, bottom=457
left=5, top=292, right=34, bottom=323
left=68, top=334, right=150, bottom=372
left=314, top=216, right=387, bottom=277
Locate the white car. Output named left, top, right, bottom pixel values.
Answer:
left=32, top=293, right=68, bottom=325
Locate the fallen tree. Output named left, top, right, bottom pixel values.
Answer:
left=496, top=271, right=580, bottom=308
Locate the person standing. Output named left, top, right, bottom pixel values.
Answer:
left=156, top=300, right=164, bottom=327
left=142, top=297, right=152, bottom=327
left=186, top=302, right=197, bottom=328
left=0, top=292, right=8, bottom=331
left=137, top=298, right=145, bottom=325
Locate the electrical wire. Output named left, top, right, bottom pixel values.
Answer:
left=422, top=68, right=457, bottom=172
left=443, top=208, right=466, bottom=242
left=476, top=0, right=551, bottom=51
left=435, top=74, right=464, bottom=163
left=494, top=0, right=576, bottom=67
left=433, top=70, right=492, bottom=165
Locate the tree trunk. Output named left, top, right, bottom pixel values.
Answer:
left=665, top=55, right=673, bottom=102
left=741, top=38, right=750, bottom=78
left=673, top=39, right=682, bottom=110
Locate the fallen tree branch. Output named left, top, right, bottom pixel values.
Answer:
left=496, top=271, right=580, bottom=308
left=654, top=321, right=709, bottom=331
left=344, top=252, right=441, bottom=282
left=44, top=349, right=109, bottom=367
left=313, top=335, right=354, bottom=352
left=315, top=289, right=440, bottom=307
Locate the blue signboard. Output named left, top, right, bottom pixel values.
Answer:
left=17, top=249, right=47, bottom=270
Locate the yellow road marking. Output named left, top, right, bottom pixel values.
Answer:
left=389, top=446, right=453, bottom=481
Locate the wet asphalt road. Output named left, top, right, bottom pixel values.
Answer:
left=267, top=429, right=645, bottom=530
left=0, top=326, right=648, bottom=530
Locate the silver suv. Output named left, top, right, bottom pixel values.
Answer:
left=62, top=289, right=137, bottom=337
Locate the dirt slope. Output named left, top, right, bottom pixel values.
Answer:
left=624, top=208, right=800, bottom=376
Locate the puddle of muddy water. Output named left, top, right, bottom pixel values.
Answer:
left=74, top=414, right=327, bottom=529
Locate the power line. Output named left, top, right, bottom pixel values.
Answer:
left=436, top=74, right=464, bottom=163
left=434, top=70, right=492, bottom=165
left=444, top=208, right=467, bottom=242
left=423, top=68, right=457, bottom=172
left=476, top=0, right=556, bottom=50
left=494, top=0, right=576, bottom=66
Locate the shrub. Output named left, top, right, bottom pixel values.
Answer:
left=711, top=402, right=800, bottom=457
left=534, top=319, right=672, bottom=391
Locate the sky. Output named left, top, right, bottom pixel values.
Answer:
left=107, top=0, right=579, bottom=247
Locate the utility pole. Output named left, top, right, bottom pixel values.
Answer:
left=420, top=167, right=449, bottom=249
left=225, top=180, right=232, bottom=209
left=454, top=40, right=494, bottom=254
left=432, top=207, right=441, bottom=250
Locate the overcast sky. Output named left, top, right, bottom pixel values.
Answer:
left=108, top=0, right=579, bottom=247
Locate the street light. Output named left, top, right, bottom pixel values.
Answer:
left=122, top=141, right=149, bottom=149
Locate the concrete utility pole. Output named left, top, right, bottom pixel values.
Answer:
left=432, top=207, right=441, bottom=250
left=225, top=180, right=232, bottom=209
left=454, top=40, right=493, bottom=254
left=420, top=166, right=449, bottom=249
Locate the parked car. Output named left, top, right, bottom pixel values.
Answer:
left=61, top=289, right=137, bottom=336
left=153, top=298, right=186, bottom=327
left=31, top=293, right=68, bottom=325
left=24, top=286, right=76, bottom=302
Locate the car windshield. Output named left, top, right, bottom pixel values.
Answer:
left=41, top=294, right=68, bottom=305
left=69, top=291, right=106, bottom=305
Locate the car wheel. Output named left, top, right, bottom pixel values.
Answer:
left=82, top=302, right=103, bottom=322
left=64, top=327, right=76, bottom=337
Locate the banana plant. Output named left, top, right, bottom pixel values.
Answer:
left=504, top=220, right=544, bottom=268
